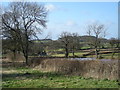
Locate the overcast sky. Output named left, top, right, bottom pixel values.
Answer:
left=1, top=2, right=118, bottom=40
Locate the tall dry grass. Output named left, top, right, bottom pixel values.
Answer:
left=6, top=52, right=25, bottom=62
left=30, top=57, right=118, bottom=80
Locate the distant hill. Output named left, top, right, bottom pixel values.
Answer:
left=31, top=36, right=108, bottom=43
left=40, top=39, right=52, bottom=41
left=79, top=35, right=96, bottom=42
left=31, top=39, right=52, bottom=43
left=79, top=35, right=108, bottom=43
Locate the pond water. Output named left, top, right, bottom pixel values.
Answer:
left=69, top=58, right=118, bottom=62
left=70, top=58, right=96, bottom=61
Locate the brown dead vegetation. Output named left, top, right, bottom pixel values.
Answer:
left=2, top=56, right=118, bottom=80
left=29, top=57, right=118, bottom=80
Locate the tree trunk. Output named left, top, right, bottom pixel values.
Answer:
left=72, top=50, right=75, bottom=57
left=22, top=48, right=28, bottom=65
left=95, top=35, right=99, bottom=59
left=65, top=48, right=69, bottom=58
left=24, top=41, right=29, bottom=65
left=24, top=30, right=29, bottom=65
left=72, top=46, right=75, bottom=57
left=25, top=54, right=28, bottom=65
left=12, top=50, right=16, bottom=67
left=65, top=44, right=69, bottom=58
left=95, top=48, right=99, bottom=58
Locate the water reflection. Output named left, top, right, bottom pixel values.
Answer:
left=70, top=58, right=96, bottom=60
left=69, top=58, right=118, bottom=62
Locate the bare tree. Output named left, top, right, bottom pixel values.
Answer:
left=70, top=33, right=80, bottom=57
left=2, top=2, right=47, bottom=65
left=59, top=32, right=71, bottom=58
left=86, top=22, right=107, bottom=58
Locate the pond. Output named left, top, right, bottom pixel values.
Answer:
left=69, top=57, right=118, bottom=62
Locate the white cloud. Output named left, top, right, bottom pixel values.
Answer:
left=42, top=20, right=86, bottom=40
left=45, top=4, right=56, bottom=12
left=65, top=20, right=77, bottom=26
left=85, top=19, right=97, bottom=24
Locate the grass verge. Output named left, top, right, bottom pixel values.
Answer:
left=2, top=67, right=118, bottom=88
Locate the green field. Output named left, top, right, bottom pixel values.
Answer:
left=2, top=67, right=118, bottom=88
left=51, top=52, right=118, bottom=59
